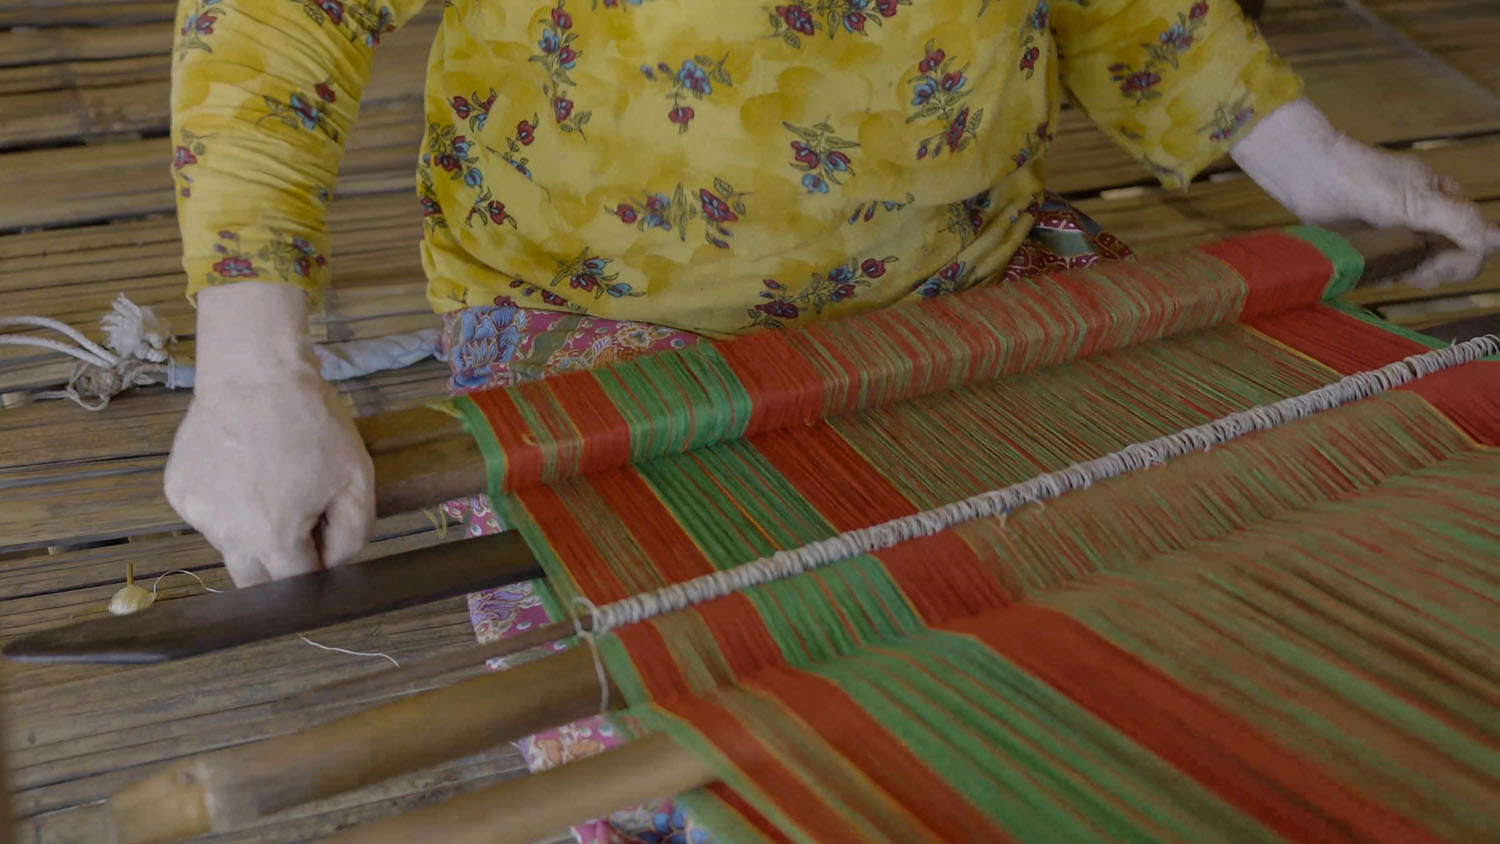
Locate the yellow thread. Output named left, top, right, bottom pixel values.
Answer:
left=422, top=507, right=450, bottom=539
left=152, top=569, right=223, bottom=597
left=109, top=567, right=225, bottom=616
left=425, top=399, right=465, bottom=419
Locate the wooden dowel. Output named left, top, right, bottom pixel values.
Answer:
left=1339, top=225, right=1453, bottom=286
left=362, top=404, right=486, bottom=518
left=108, top=647, right=619, bottom=844
left=326, top=734, right=715, bottom=844
left=372, top=431, right=486, bottom=517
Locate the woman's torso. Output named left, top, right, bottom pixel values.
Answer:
left=419, top=0, right=1060, bottom=337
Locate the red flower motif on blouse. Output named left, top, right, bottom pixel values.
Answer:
left=213, top=257, right=257, bottom=279
left=699, top=189, right=738, bottom=223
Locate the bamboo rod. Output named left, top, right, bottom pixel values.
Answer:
left=325, top=734, right=715, bottom=844
left=108, top=647, right=620, bottom=844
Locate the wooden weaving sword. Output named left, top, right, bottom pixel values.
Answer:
left=1, top=532, right=542, bottom=664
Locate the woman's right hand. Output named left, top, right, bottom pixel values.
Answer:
left=164, top=283, right=375, bottom=587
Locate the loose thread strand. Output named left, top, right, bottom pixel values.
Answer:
left=299, top=636, right=401, bottom=669
left=150, top=569, right=224, bottom=597
left=570, top=596, right=611, bottom=714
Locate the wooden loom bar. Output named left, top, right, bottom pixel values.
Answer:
left=103, top=227, right=1458, bottom=842
left=109, top=648, right=620, bottom=843
left=324, top=734, right=715, bottom=844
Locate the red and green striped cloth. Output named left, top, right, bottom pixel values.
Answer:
left=453, top=227, right=1500, bottom=843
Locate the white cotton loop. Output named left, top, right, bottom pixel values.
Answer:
left=584, top=336, right=1498, bottom=636
left=0, top=332, right=115, bottom=368
left=0, top=314, right=119, bottom=367
left=569, top=595, right=612, bottom=713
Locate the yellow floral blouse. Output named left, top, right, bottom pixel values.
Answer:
left=171, top=0, right=1300, bottom=337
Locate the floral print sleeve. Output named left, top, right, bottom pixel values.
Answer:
left=171, top=0, right=428, bottom=299
left=1051, top=0, right=1303, bottom=188
left=174, top=0, right=1305, bottom=336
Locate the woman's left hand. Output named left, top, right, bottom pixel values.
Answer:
left=1232, top=98, right=1500, bottom=289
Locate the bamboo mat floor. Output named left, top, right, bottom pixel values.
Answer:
left=1, top=1, right=1497, bottom=841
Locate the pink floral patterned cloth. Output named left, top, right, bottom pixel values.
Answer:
left=439, top=196, right=1129, bottom=844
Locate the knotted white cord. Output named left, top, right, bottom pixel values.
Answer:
left=1, top=297, right=177, bottom=411
left=3, top=296, right=441, bottom=410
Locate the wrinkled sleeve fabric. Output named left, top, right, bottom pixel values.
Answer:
left=1052, top=0, right=1303, bottom=188
left=170, top=0, right=427, bottom=300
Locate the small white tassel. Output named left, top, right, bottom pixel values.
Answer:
left=99, top=294, right=174, bottom=364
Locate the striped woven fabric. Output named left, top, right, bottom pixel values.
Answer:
left=453, top=227, right=1500, bottom=843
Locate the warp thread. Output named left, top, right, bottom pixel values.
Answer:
left=584, top=335, right=1500, bottom=635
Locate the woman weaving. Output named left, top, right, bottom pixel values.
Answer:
left=162, top=0, right=1500, bottom=840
